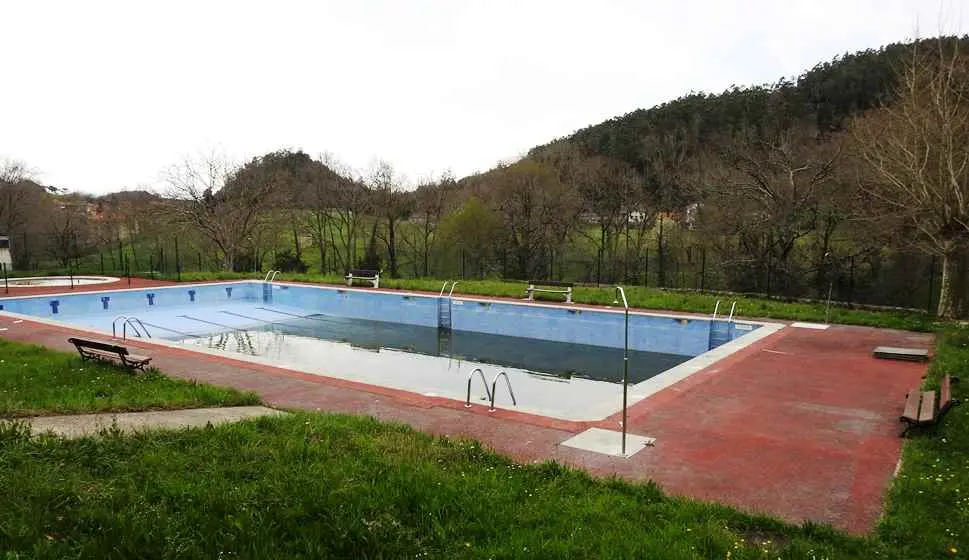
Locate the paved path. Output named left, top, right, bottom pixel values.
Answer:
left=21, top=406, right=284, bottom=438
left=0, top=293, right=932, bottom=534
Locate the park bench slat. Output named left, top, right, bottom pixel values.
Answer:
left=900, top=391, right=921, bottom=423
left=918, top=390, right=936, bottom=423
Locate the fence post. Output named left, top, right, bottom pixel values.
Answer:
left=699, top=248, right=706, bottom=291
left=175, top=236, right=181, bottom=282
left=198, top=252, right=202, bottom=272
left=149, top=255, right=154, bottom=279
left=100, top=253, right=104, bottom=275
left=596, top=247, right=602, bottom=287
left=644, top=247, right=649, bottom=288
left=927, top=256, right=936, bottom=314
left=2, top=262, right=8, bottom=294
left=125, top=255, right=131, bottom=287
left=848, top=256, right=855, bottom=304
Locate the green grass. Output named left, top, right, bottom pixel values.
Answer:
left=157, top=271, right=938, bottom=331
left=0, top=339, right=259, bottom=418
left=0, top=412, right=870, bottom=559
left=876, top=327, right=969, bottom=559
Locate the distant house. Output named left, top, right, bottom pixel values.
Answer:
left=0, top=235, right=11, bottom=270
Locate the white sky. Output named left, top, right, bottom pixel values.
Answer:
left=0, top=0, right=962, bottom=194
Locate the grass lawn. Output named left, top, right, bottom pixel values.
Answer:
left=0, top=412, right=870, bottom=559
left=159, top=271, right=938, bottom=331
left=0, top=339, right=259, bottom=418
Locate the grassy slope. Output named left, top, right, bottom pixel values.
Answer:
left=876, top=328, right=969, bottom=559
left=0, top=413, right=869, bottom=559
left=0, top=339, right=259, bottom=418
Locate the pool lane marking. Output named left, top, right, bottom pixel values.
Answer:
left=138, top=321, right=201, bottom=339
left=255, top=307, right=336, bottom=322
left=178, top=314, right=245, bottom=332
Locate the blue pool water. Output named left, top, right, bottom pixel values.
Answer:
left=0, top=281, right=763, bottom=420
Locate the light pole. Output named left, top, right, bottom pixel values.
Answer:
left=613, top=285, right=629, bottom=455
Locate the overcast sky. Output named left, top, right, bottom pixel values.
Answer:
left=0, top=0, right=962, bottom=194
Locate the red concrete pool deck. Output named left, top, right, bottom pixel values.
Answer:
left=0, top=282, right=933, bottom=534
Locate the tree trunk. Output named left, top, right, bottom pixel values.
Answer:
left=937, top=251, right=957, bottom=318
left=387, top=217, right=398, bottom=277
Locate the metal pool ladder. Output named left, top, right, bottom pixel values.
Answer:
left=112, top=315, right=151, bottom=340
left=263, top=270, right=280, bottom=282
left=489, top=370, right=517, bottom=412
left=439, top=280, right=459, bottom=297
left=711, top=300, right=736, bottom=323
left=464, top=367, right=518, bottom=412
left=465, top=367, right=492, bottom=407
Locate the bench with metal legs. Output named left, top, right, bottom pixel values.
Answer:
left=900, top=374, right=959, bottom=435
left=525, top=280, right=573, bottom=304
left=345, top=269, right=380, bottom=288
left=68, top=337, right=152, bottom=371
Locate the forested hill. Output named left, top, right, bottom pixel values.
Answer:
left=527, top=36, right=968, bottom=205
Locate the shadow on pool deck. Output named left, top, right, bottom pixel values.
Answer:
left=0, top=297, right=932, bottom=535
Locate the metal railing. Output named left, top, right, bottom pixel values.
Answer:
left=465, top=367, right=492, bottom=407
left=112, top=315, right=151, bottom=340
left=439, top=280, right=459, bottom=297
left=263, top=270, right=280, bottom=282
left=712, top=300, right=737, bottom=323
left=489, top=370, right=517, bottom=412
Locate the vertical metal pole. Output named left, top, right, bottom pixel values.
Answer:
left=2, top=262, right=8, bottom=294
left=175, top=236, right=181, bottom=282
left=100, top=253, right=104, bottom=275
left=644, top=247, right=649, bottom=288
left=69, top=257, right=74, bottom=290
left=149, top=255, right=154, bottom=279
left=700, top=248, right=706, bottom=291
left=125, top=255, right=131, bottom=287
left=848, top=256, right=855, bottom=304
left=928, top=256, right=936, bottom=314
left=622, top=304, right=629, bottom=455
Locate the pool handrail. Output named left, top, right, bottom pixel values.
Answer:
left=489, top=370, right=517, bottom=412
left=465, top=367, right=493, bottom=407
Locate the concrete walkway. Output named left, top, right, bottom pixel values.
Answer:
left=21, top=406, right=284, bottom=438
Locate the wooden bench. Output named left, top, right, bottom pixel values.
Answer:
left=900, top=374, right=959, bottom=434
left=345, top=268, right=380, bottom=288
left=68, top=337, right=152, bottom=371
left=525, top=280, right=574, bottom=304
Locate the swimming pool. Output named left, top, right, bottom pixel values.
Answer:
left=0, top=281, right=782, bottom=420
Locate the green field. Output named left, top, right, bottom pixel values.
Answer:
left=0, top=339, right=259, bottom=418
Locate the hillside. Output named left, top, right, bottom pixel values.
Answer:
left=527, top=36, right=968, bottom=208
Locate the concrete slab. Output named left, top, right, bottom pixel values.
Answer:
left=22, top=406, right=284, bottom=438
left=559, top=427, right=655, bottom=458
left=791, top=322, right=830, bottom=330
left=873, top=346, right=930, bottom=362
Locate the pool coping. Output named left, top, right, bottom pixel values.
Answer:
left=0, top=279, right=786, bottom=421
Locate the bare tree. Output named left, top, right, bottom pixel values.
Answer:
left=401, top=171, right=454, bottom=277
left=698, top=125, right=842, bottom=293
left=368, top=160, right=411, bottom=277
left=853, top=38, right=969, bottom=317
left=165, top=153, right=280, bottom=271
left=487, top=159, right=580, bottom=279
